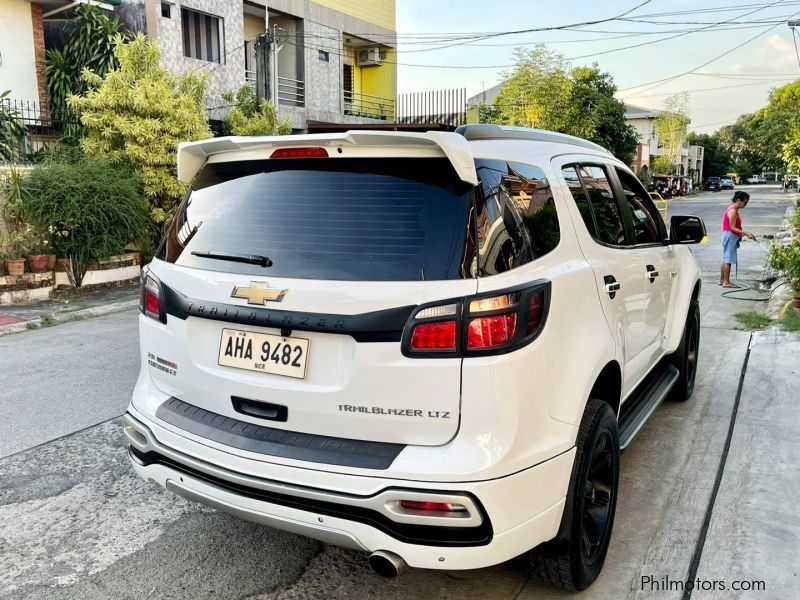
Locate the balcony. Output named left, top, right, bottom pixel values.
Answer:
left=277, top=77, right=304, bottom=107
left=343, top=91, right=395, bottom=121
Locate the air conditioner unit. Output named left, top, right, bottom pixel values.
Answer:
left=357, top=48, right=384, bottom=67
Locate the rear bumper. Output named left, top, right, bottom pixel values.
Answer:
left=124, top=410, right=574, bottom=570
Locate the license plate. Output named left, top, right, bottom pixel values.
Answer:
left=218, top=328, right=309, bottom=379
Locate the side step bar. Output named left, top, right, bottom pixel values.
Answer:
left=618, top=363, right=680, bottom=451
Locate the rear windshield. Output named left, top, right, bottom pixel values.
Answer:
left=157, top=158, right=473, bottom=281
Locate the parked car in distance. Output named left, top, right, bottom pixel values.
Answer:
left=124, top=124, right=707, bottom=591
left=745, top=176, right=760, bottom=184
left=757, top=175, right=766, bottom=184
left=720, top=177, right=734, bottom=190
left=704, top=176, right=721, bottom=191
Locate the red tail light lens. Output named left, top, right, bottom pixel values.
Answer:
left=140, top=273, right=162, bottom=321
left=399, top=500, right=467, bottom=512
left=467, top=313, right=517, bottom=349
left=526, top=291, right=544, bottom=335
left=270, top=147, right=328, bottom=159
left=410, top=320, right=456, bottom=350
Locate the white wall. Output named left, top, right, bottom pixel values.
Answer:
left=0, top=0, right=38, bottom=104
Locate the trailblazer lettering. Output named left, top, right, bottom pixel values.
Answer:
left=186, top=302, right=349, bottom=331
left=337, top=405, right=450, bottom=419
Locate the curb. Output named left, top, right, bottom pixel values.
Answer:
left=0, top=299, right=138, bottom=336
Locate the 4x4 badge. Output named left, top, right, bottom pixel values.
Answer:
left=231, top=282, right=287, bottom=306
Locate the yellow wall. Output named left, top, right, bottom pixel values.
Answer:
left=360, top=48, right=396, bottom=103
left=311, top=0, right=396, bottom=31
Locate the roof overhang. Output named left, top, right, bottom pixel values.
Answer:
left=177, top=131, right=478, bottom=186
left=42, top=0, right=119, bottom=20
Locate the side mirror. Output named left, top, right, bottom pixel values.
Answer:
left=670, top=215, right=707, bottom=244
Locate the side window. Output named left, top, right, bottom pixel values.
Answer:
left=473, top=160, right=559, bottom=276
left=577, top=165, right=626, bottom=246
left=615, top=168, right=664, bottom=244
left=561, top=166, right=596, bottom=238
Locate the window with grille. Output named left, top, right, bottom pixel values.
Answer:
left=181, top=7, right=223, bottom=63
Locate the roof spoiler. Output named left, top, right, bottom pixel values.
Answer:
left=177, top=131, right=478, bottom=185
left=455, top=124, right=611, bottom=155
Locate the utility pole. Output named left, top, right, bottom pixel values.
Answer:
left=254, top=30, right=272, bottom=106
left=789, top=21, right=800, bottom=72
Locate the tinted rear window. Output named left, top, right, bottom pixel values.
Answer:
left=158, top=158, right=473, bottom=281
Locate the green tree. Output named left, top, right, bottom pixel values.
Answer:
left=687, top=132, right=732, bottom=179
left=486, top=47, right=638, bottom=163
left=45, top=4, right=126, bottom=124
left=570, top=65, right=639, bottom=164
left=70, top=34, right=212, bottom=226
left=221, top=86, right=291, bottom=136
left=653, top=93, right=690, bottom=174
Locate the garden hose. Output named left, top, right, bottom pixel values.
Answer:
left=722, top=238, right=788, bottom=302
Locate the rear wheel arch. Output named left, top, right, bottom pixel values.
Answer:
left=589, top=361, right=622, bottom=418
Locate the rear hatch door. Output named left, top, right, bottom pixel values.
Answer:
left=147, top=155, right=477, bottom=447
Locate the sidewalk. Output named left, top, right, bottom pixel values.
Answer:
left=694, top=330, right=800, bottom=598
left=0, top=283, right=138, bottom=335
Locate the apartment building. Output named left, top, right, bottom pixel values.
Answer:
left=143, top=0, right=397, bottom=130
left=0, top=0, right=396, bottom=132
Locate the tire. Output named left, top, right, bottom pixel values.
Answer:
left=519, top=399, right=620, bottom=591
left=668, top=299, right=700, bottom=402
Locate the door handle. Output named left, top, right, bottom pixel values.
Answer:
left=646, top=264, right=659, bottom=282
left=603, top=275, right=620, bottom=299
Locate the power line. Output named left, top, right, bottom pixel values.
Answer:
left=619, top=3, right=798, bottom=94
left=624, top=77, right=795, bottom=98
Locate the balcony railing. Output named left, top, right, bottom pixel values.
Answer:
left=277, top=76, right=304, bottom=107
left=343, top=91, right=395, bottom=121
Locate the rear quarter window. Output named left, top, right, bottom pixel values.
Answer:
left=473, top=159, right=560, bottom=276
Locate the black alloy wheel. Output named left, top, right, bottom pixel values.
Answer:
left=521, top=399, right=620, bottom=591
left=581, top=430, right=615, bottom=565
left=670, top=299, right=700, bottom=402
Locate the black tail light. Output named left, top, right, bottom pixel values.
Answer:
left=402, top=281, right=551, bottom=358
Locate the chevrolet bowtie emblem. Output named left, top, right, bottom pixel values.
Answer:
left=231, top=282, right=287, bottom=306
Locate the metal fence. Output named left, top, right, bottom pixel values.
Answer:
left=344, top=91, right=395, bottom=121
left=396, top=88, right=466, bottom=129
left=0, top=98, right=80, bottom=161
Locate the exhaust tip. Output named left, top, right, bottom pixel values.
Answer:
left=368, top=550, right=406, bottom=579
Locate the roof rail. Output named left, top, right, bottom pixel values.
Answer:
left=454, top=124, right=611, bottom=155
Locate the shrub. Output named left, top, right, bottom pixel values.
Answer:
left=222, top=86, right=291, bottom=136
left=768, top=238, right=800, bottom=294
left=69, top=34, right=212, bottom=226
left=0, top=91, right=27, bottom=162
left=23, top=158, right=148, bottom=286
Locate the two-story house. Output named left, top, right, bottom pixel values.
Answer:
left=0, top=0, right=397, bottom=134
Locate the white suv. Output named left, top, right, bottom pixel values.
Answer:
left=124, top=125, right=706, bottom=590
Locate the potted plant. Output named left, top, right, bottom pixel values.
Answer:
left=27, top=227, right=52, bottom=273
left=769, top=238, right=800, bottom=308
left=1, top=224, right=32, bottom=275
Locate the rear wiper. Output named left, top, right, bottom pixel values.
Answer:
left=191, top=250, right=273, bottom=267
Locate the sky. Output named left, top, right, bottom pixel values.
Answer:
left=394, top=0, right=800, bottom=132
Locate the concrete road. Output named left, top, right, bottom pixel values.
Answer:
left=1, top=185, right=796, bottom=599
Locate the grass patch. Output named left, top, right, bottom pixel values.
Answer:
left=734, top=311, right=772, bottom=330
left=781, top=309, right=800, bottom=332
left=25, top=322, right=39, bottom=330
left=40, top=314, right=55, bottom=327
